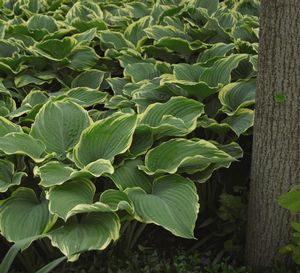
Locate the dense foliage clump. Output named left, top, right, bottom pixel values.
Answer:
left=0, top=0, right=259, bottom=271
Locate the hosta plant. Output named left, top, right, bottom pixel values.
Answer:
left=0, top=0, right=259, bottom=270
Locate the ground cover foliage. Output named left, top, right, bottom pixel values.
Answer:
left=0, top=0, right=264, bottom=271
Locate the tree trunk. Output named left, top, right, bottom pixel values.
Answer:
left=245, top=0, right=300, bottom=269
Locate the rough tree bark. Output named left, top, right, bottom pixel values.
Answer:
left=245, top=0, right=300, bottom=269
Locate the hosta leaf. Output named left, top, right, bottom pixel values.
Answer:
left=231, top=55, right=255, bottom=79
left=234, top=40, right=258, bottom=55
left=126, top=175, right=199, bottom=238
left=106, top=77, right=130, bottom=96
left=66, top=202, right=112, bottom=218
left=116, top=50, right=145, bottom=68
left=126, top=2, right=150, bottom=18
left=195, top=0, right=218, bottom=14
left=0, top=41, right=19, bottom=58
left=14, top=72, right=56, bottom=88
left=235, top=0, right=260, bottom=17
left=198, top=115, right=230, bottom=136
left=100, top=189, right=133, bottom=213
left=67, top=46, right=98, bottom=71
left=163, top=80, right=218, bottom=101
left=8, top=104, right=31, bottom=119
left=129, top=81, right=174, bottom=111
left=71, top=70, right=106, bottom=89
left=0, top=95, right=16, bottom=116
left=215, top=142, right=244, bottom=159
left=9, top=24, right=42, bottom=44
left=68, top=190, right=135, bottom=217
left=219, top=79, right=256, bottom=115
left=199, top=54, right=248, bottom=87
left=21, top=90, right=48, bottom=107
left=223, top=109, right=254, bottom=136
left=206, top=99, right=224, bottom=121
left=128, top=127, right=153, bottom=157
left=64, top=88, right=107, bottom=107
left=26, top=0, right=40, bottom=13
left=201, top=17, right=232, bottom=43
left=141, top=45, right=181, bottom=64
left=35, top=37, right=77, bottom=61
left=125, top=77, right=164, bottom=98
left=140, top=138, right=235, bottom=175
left=43, top=29, right=74, bottom=41
left=35, top=161, right=75, bottom=187
left=0, top=81, right=9, bottom=95
left=124, top=17, right=150, bottom=47
left=214, top=10, right=237, bottom=31
left=193, top=142, right=243, bottom=183
left=279, top=191, right=300, bottom=213
left=161, top=16, right=185, bottom=31
left=145, top=25, right=192, bottom=41
left=0, top=117, right=22, bottom=137
left=36, top=159, right=113, bottom=187
left=197, top=43, right=235, bottom=63
left=66, top=1, right=103, bottom=23
left=139, top=96, right=204, bottom=138
left=27, top=14, right=58, bottom=33
left=0, top=133, right=46, bottom=162
left=0, top=160, right=26, bottom=193
left=232, top=22, right=258, bottom=43
left=81, top=159, right=114, bottom=177
left=124, top=63, right=160, bottom=82
left=19, top=105, right=45, bottom=124
left=108, top=158, right=152, bottom=193
left=0, top=188, right=54, bottom=242
left=30, top=100, right=91, bottom=157
left=105, top=95, right=134, bottom=110
left=156, top=38, right=204, bottom=57
left=174, top=63, right=204, bottom=82
left=72, top=19, right=107, bottom=32
left=48, top=212, right=120, bottom=261
left=99, top=31, right=134, bottom=50
left=250, top=55, right=258, bottom=71
left=47, top=179, right=95, bottom=220
left=73, top=28, right=97, bottom=43
left=0, top=57, right=24, bottom=75
left=73, top=113, right=137, bottom=168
